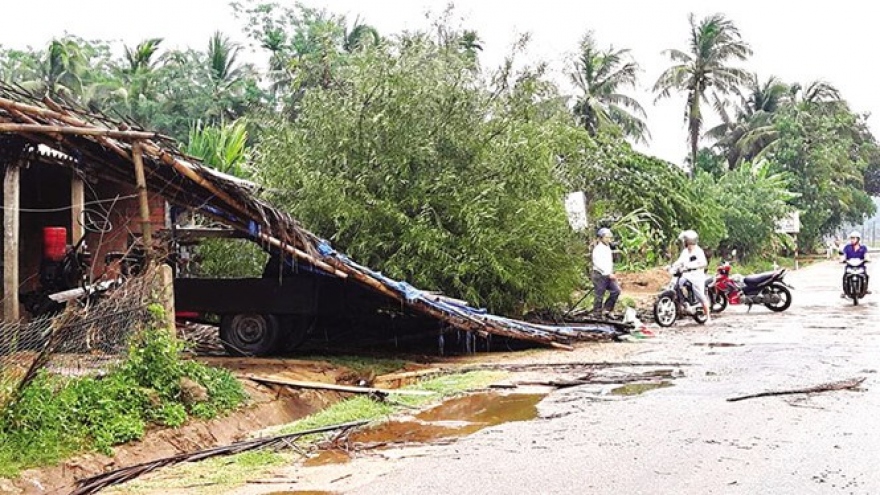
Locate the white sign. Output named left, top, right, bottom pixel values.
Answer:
left=775, top=211, right=801, bottom=234
left=564, top=191, right=588, bottom=232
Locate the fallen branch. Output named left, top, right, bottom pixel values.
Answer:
left=726, top=377, right=866, bottom=402
left=71, top=420, right=368, bottom=495
left=248, top=375, right=436, bottom=397
left=456, top=361, right=690, bottom=373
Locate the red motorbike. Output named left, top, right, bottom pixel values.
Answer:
left=706, top=260, right=793, bottom=313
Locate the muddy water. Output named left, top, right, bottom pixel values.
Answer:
left=308, top=392, right=544, bottom=465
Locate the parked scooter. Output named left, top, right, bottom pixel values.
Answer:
left=653, top=265, right=709, bottom=327
left=706, top=260, right=793, bottom=313
left=841, top=258, right=869, bottom=305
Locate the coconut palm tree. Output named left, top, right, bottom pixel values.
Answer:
left=654, top=13, right=752, bottom=171
left=570, top=32, right=648, bottom=143
left=123, top=38, right=163, bottom=74
left=706, top=75, right=789, bottom=168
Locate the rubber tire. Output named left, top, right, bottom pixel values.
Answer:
left=653, top=293, right=678, bottom=327
left=276, top=315, right=316, bottom=353
left=710, top=291, right=728, bottom=313
left=693, top=308, right=709, bottom=324
left=764, top=284, right=792, bottom=312
left=220, top=313, right=280, bottom=356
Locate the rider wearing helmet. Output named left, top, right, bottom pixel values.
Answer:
left=841, top=230, right=870, bottom=295
left=674, top=230, right=710, bottom=321
left=591, top=227, right=621, bottom=318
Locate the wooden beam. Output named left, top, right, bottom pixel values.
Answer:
left=247, top=375, right=436, bottom=396
left=71, top=173, right=84, bottom=242
left=3, top=162, right=20, bottom=321
left=131, top=141, right=152, bottom=249
left=0, top=123, right=160, bottom=140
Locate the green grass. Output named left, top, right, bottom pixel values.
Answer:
left=735, top=255, right=816, bottom=275
left=107, top=449, right=288, bottom=494
left=0, top=328, right=247, bottom=479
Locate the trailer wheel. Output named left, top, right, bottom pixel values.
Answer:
left=220, top=313, right=280, bottom=356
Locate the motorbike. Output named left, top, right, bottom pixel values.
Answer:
left=705, top=260, right=793, bottom=313
left=842, top=258, right=869, bottom=305
left=653, top=265, right=709, bottom=327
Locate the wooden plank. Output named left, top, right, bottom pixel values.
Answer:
left=3, top=162, right=20, bottom=321
left=71, top=174, right=84, bottom=242
left=247, top=375, right=436, bottom=396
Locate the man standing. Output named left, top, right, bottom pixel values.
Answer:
left=591, top=227, right=621, bottom=318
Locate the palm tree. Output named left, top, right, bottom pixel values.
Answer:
left=344, top=20, right=380, bottom=53
left=706, top=75, right=789, bottom=168
left=654, top=13, right=752, bottom=170
left=123, top=38, right=163, bottom=74
left=570, top=32, right=648, bottom=143
left=207, top=32, right=244, bottom=88
left=19, top=39, right=87, bottom=97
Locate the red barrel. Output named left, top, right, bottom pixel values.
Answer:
left=42, top=227, right=68, bottom=262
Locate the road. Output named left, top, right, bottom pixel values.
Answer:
left=358, top=260, right=880, bottom=494
left=241, top=260, right=880, bottom=495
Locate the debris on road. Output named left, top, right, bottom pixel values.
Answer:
left=70, top=420, right=369, bottom=495
left=248, top=375, right=436, bottom=397
left=726, top=376, right=866, bottom=402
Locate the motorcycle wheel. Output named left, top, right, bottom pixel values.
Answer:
left=764, top=284, right=792, bottom=312
left=653, top=293, right=678, bottom=327
left=710, top=291, right=728, bottom=313
left=693, top=308, right=709, bottom=325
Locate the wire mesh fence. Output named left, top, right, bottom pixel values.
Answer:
left=0, top=268, right=160, bottom=411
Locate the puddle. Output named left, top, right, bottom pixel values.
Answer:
left=304, top=449, right=352, bottom=466
left=348, top=392, right=544, bottom=446
left=610, top=381, right=673, bottom=396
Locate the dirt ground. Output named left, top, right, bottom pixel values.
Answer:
left=615, top=266, right=671, bottom=294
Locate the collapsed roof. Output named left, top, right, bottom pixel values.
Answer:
left=0, top=83, right=625, bottom=349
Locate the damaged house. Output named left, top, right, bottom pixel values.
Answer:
left=0, top=84, right=624, bottom=357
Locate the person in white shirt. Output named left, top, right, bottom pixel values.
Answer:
left=673, top=229, right=710, bottom=321
left=591, top=228, right=621, bottom=317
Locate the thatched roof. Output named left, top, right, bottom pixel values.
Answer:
left=0, top=83, right=627, bottom=348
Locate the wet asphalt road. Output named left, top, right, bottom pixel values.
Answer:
left=348, top=260, right=880, bottom=495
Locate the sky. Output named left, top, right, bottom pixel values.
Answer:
left=2, top=0, right=878, bottom=167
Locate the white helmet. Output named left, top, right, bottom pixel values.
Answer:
left=849, top=231, right=861, bottom=240
left=597, top=227, right=612, bottom=238
left=679, top=229, right=699, bottom=246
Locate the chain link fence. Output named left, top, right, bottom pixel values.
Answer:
left=0, top=268, right=160, bottom=411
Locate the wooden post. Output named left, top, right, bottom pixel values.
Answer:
left=160, top=263, right=175, bottom=332
left=3, top=162, right=20, bottom=321
left=71, top=174, right=84, bottom=242
left=131, top=141, right=152, bottom=250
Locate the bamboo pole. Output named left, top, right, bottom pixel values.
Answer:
left=131, top=141, right=152, bottom=249
left=258, top=233, right=347, bottom=278
left=0, top=123, right=159, bottom=139
left=3, top=160, right=20, bottom=321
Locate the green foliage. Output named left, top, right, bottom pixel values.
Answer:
left=560, top=134, right=724, bottom=256
left=254, top=36, right=583, bottom=314
left=0, top=329, right=246, bottom=477
left=694, top=161, right=796, bottom=258
left=768, top=103, right=877, bottom=247
left=184, top=120, right=252, bottom=177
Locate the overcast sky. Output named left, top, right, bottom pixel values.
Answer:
left=2, top=0, right=877, bottom=167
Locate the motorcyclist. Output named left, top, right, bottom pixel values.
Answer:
left=840, top=230, right=870, bottom=296
left=673, top=230, right=710, bottom=321
left=591, top=227, right=621, bottom=318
